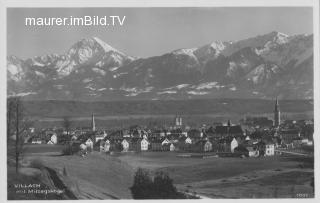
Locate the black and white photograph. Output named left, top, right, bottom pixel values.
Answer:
left=2, top=0, right=319, bottom=200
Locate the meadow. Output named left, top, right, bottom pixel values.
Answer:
left=12, top=144, right=314, bottom=199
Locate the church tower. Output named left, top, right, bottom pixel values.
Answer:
left=274, top=98, right=280, bottom=127
left=91, top=113, right=96, bottom=132
left=175, top=115, right=182, bottom=127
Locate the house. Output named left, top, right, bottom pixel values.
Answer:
left=32, top=138, right=42, bottom=144
left=85, top=138, right=94, bottom=152
left=71, top=135, right=78, bottom=141
left=230, top=138, right=238, bottom=153
left=80, top=143, right=87, bottom=151
left=246, top=147, right=259, bottom=157
left=95, top=131, right=107, bottom=142
left=265, top=143, right=275, bottom=156
left=121, top=139, right=130, bottom=152
left=301, top=138, right=313, bottom=146
left=170, top=143, right=176, bottom=151
left=47, top=140, right=54, bottom=144
left=203, top=140, right=213, bottom=152
left=50, top=134, right=58, bottom=144
left=161, top=138, right=170, bottom=145
left=141, top=138, right=149, bottom=151
left=104, top=140, right=111, bottom=152
left=185, top=137, right=192, bottom=144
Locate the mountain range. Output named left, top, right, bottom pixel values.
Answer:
left=7, top=31, right=313, bottom=101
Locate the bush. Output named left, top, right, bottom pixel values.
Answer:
left=130, top=168, right=153, bottom=199
left=130, top=168, right=188, bottom=199
left=153, top=171, right=178, bottom=198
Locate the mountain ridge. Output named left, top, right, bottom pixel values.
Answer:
left=7, top=31, right=313, bottom=101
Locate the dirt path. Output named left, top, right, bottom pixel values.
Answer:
left=44, top=167, right=77, bottom=199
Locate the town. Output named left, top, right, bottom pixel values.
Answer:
left=22, top=98, right=314, bottom=158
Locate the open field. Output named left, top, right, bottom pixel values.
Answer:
left=119, top=152, right=314, bottom=198
left=22, top=144, right=65, bottom=155
left=15, top=144, right=314, bottom=199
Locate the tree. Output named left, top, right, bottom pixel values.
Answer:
left=130, top=168, right=183, bottom=199
left=7, top=97, right=32, bottom=173
left=153, top=171, right=178, bottom=199
left=130, top=168, right=153, bottom=199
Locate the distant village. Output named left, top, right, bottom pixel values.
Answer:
left=23, top=99, right=314, bottom=157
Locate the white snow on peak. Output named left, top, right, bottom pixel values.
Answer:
left=187, top=91, right=208, bottom=95
left=172, top=48, right=197, bottom=56
left=275, top=31, right=289, bottom=38
left=176, top=84, right=190, bottom=89
left=195, top=82, right=222, bottom=90
left=164, top=84, right=190, bottom=90
left=9, top=92, right=37, bottom=97
left=157, top=90, right=177, bottom=95
left=82, top=78, right=93, bottom=83
left=92, top=37, right=117, bottom=52
left=113, top=72, right=128, bottom=78
left=121, top=86, right=154, bottom=95
left=92, top=37, right=126, bottom=56
left=32, top=60, right=45, bottom=67
left=125, top=93, right=139, bottom=97
left=209, top=41, right=227, bottom=52
left=7, top=64, right=22, bottom=76
left=109, top=67, right=119, bottom=72
left=92, top=68, right=106, bottom=76
left=35, top=71, right=46, bottom=78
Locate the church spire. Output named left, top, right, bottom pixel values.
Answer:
left=275, top=97, right=279, bottom=111
left=92, top=113, right=96, bottom=132
left=274, top=97, right=280, bottom=127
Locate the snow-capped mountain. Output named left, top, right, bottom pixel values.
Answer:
left=7, top=32, right=313, bottom=101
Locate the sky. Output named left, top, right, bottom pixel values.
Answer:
left=7, top=7, right=313, bottom=59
